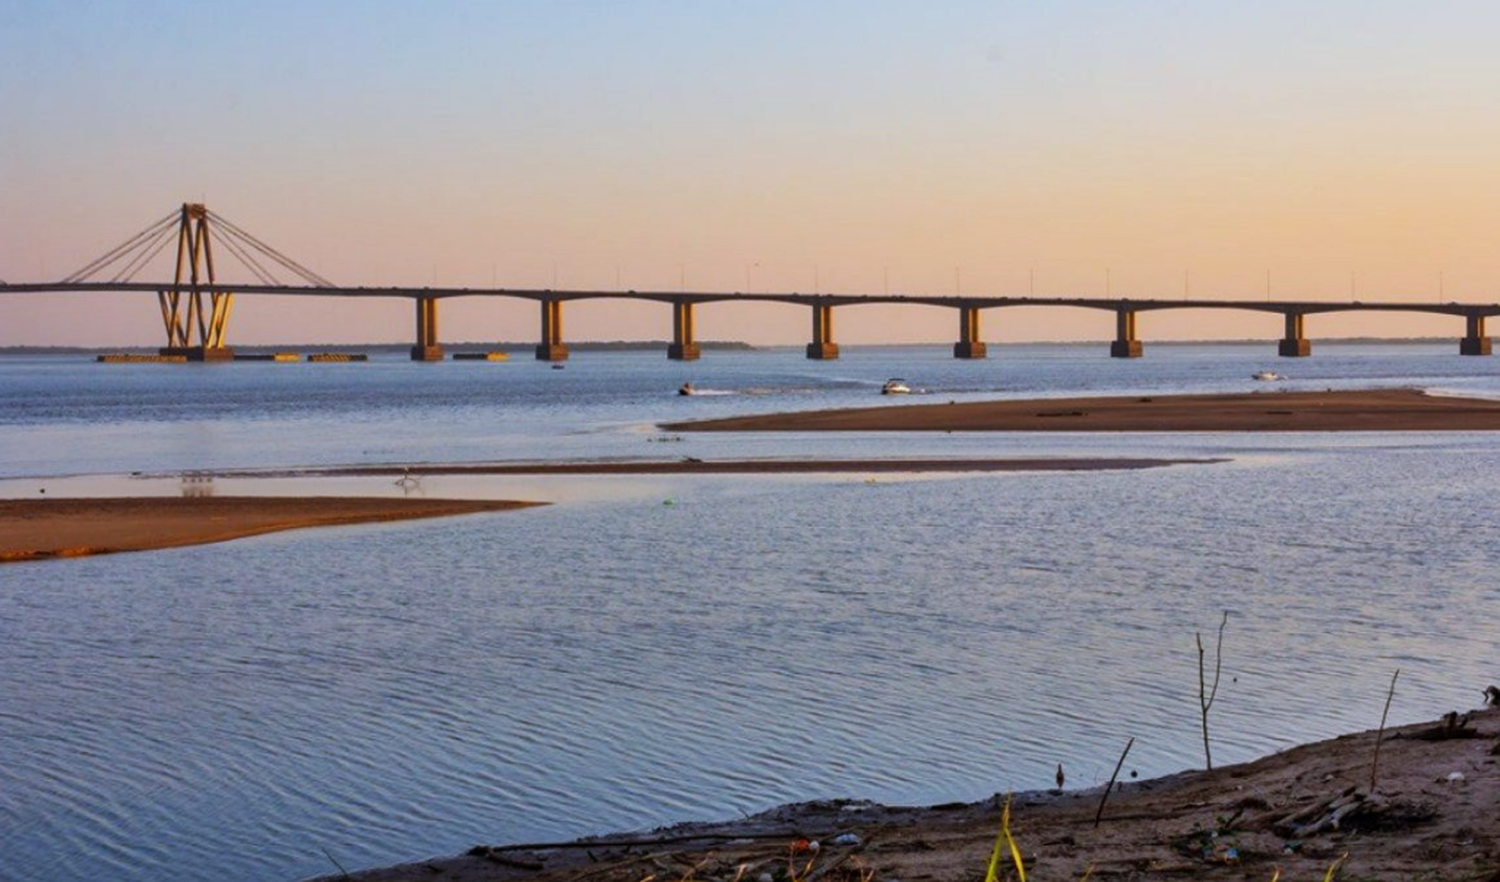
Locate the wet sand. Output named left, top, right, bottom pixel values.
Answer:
left=664, top=387, right=1500, bottom=433
left=0, top=496, right=540, bottom=562
left=257, top=457, right=1207, bottom=478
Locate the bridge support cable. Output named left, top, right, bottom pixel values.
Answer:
left=1277, top=312, right=1311, bottom=357
left=204, top=210, right=335, bottom=288
left=61, top=210, right=179, bottom=284
left=806, top=302, right=839, bottom=359
left=1110, top=307, right=1142, bottom=358
left=535, top=298, right=569, bottom=361
left=57, top=203, right=333, bottom=360
left=668, top=301, right=701, bottom=360
left=1461, top=314, right=1491, bottom=356
left=410, top=294, right=443, bottom=361
left=954, top=305, right=987, bottom=359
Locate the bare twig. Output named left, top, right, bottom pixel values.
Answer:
left=1197, top=611, right=1229, bottom=770
left=1094, top=737, right=1135, bottom=828
left=1370, top=668, right=1400, bottom=792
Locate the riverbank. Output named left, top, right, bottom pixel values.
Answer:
left=664, top=388, right=1500, bottom=432
left=323, top=707, right=1499, bottom=882
left=0, top=497, right=540, bottom=562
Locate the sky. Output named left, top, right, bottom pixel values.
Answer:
left=3, top=0, right=1499, bottom=347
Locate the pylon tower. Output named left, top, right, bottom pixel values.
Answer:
left=159, top=203, right=234, bottom=360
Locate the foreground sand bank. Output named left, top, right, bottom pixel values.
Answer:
left=664, top=388, right=1500, bottom=433
left=0, top=496, right=539, bottom=562
left=326, top=707, right=1500, bottom=882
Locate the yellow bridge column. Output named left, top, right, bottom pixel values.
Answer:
left=953, top=305, right=987, bottom=359
left=1110, top=308, right=1142, bottom=358
left=157, top=203, right=235, bottom=361
left=805, top=303, right=839, bottom=359
left=410, top=294, right=444, bottom=361
left=535, top=298, right=570, bottom=361
left=1461, top=314, right=1492, bottom=355
left=668, top=301, right=701, bottom=360
left=1278, top=312, right=1311, bottom=357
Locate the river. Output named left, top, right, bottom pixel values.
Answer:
left=1, top=343, right=1496, bottom=881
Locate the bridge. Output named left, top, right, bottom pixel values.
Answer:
left=3, top=204, right=1498, bottom=361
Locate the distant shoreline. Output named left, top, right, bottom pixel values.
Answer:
left=665, top=387, right=1500, bottom=433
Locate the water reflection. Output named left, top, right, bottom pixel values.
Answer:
left=179, top=471, right=215, bottom=497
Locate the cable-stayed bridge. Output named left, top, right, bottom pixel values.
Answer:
left=3, top=204, right=1497, bottom=361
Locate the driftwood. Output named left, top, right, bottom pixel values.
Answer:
left=1273, top=787, right=1374, bottom=838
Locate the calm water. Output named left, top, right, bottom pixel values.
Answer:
left=2, top=343, right=1498, bottom=882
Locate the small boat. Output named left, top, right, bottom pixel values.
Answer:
left=881, top=378, right=912, bottom=395
left=678, top=382, right=694, bottom=396
left=1252, top=371, right=1286, bottom=382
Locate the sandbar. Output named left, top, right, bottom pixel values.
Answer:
left=0, top=496, right=539, bottom=563
left=664, top=387, right=1500, bottom=433
left=262, top=458, right=1207, bottom=478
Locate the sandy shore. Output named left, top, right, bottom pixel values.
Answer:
left=664, top=388, right=1500, bottom=433
left=0, top=496, right=540, bottom=562
left=325, top=707, right=1500, bottom=882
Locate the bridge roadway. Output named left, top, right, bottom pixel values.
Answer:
left=3, top=280, right=1498, bottom=361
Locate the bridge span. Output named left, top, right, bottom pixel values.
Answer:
left=3, top=204, right=1498, bottom=361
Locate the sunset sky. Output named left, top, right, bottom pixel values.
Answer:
left=3, top=1, right=1499, bottom=347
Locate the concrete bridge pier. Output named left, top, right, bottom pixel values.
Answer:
left=806, top=303, right=839, bottom=359
left=1110, top=308, right=1142, bottom=358
left=410, top=294, right=444, bottom=361
left=953, top=305, right=987, bottom=359
left=160, top=345, right=235, bottom=361
left=1278, top=312, right=1311, bottom=357
left=1460, top=315, right=1491, bottom=355
left=668, top=301, right=701, bottom=360
left=535, top=299, right=569, bottom=361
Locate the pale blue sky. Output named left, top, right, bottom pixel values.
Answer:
left=4, top=1, right=1499, bottom=345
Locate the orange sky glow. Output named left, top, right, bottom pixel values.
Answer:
left=3, top=2, right=1498, bottom=347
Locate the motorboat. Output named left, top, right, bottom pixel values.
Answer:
left=678, top=382, right=694, bottom=396
left=881, top=378, right=912, bottom=395
left=1251, top=371, right=1286, bottom=381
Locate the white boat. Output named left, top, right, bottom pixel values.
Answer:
left=1252, top=371, right=1285, bottom=381
left=881, top=378, right=912, bottom=395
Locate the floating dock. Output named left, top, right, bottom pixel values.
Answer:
left=233, top=353, right=302, bottom=362
left=97, top=354, right=189, bottom=363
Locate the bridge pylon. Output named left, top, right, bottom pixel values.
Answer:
left=159, top=204, right=234, bottom=360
